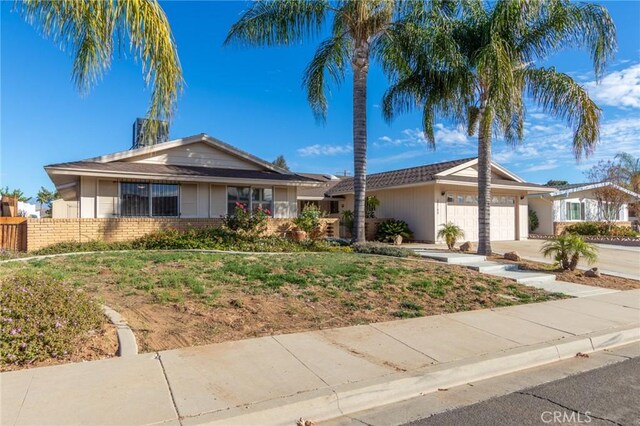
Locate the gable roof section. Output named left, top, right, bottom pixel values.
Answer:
left=296, top=173, right=344, bottom=199
left=45, top=161, right=320, bottom=184
left=82, top=134, right=290, bottom=174
left=326, top=157, right=544, bottom=196
left=533, top=182, right=640, bottom=200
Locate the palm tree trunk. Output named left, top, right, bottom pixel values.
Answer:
left=477, top=103, right=492, bottom=255
left=352, top=41, right=369, bottom=242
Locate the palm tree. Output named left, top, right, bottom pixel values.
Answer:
left=225, top=0, right=446, bottom=242
left=541, top=234, right=598, bottom=271
left=15, top=0, right=183, bottom=131
left=437, top=222, right=465, bottom=250
left=383, top=0, right=616, bottom=254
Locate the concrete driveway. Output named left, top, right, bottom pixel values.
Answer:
left=491, top=240, right=640, bottom=280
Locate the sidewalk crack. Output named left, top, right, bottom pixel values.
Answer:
left=13, top=375, right=34, bottom=426
left=517, top=391, right=624, bottom=426
left=368, top=324, right=440, bottom=363
left=156, top=352, right=183, bottom=426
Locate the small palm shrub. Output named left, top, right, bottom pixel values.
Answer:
left=375, top=219, right=413, bottom=242
left=365, top=195, right=380, bottom=218
left=541, top=234, right=598, bottom=271
left=1, top=274, right=104, bottom=367
left=437, top=223, right=465, bottom=250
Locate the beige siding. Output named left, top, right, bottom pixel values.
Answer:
left=97, top=180, right=118, bottom=218
left=368, top=186, right=435, bottom=242
left=197, top=183, right=210, bottom=218
left=210, top=185, right=227, bottom=218
left=528, top=198, right=552, bottom=234
left=180, top=184, right=198, bottom=217
left=273, top=187, right=298, bottom=218
left=80, top=176, right=97, bottom=218
left=518, top=196, right=528, bottom=240
left=52, top=199, right=78, bottom=218
left=124, top=142, right=262, bottom=170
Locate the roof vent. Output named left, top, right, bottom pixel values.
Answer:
left=132, top=118, right=169, bottom=149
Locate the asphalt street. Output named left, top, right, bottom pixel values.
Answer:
left=406, top=357, right=640, bottom=426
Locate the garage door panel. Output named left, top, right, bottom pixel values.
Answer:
left=446, top=204, right=478, bottom=242
left=445, top=199, right=515, bottom=242
left=491, top=205, right=515, bottom=241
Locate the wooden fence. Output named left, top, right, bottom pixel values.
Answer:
left=0, top=218, right=27, bottom=252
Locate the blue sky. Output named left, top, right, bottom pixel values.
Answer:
left=1, top=1, right=639, bottom=199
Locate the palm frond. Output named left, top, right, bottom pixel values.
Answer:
left=302, top=36, right=350, bottom=122
left=224, top=0, right=329, bottom=46
left=525, top=66, right=601, bottom=159
left=17, top=0, right=183, bottom=126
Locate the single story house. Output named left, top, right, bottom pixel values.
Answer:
left=46, top=134, right=322, bottom=219
left=296, top=173, right=344, bottom=217
left=528, top=182, right=640, bottom=235
left=325, top=157, right=551, bottom=243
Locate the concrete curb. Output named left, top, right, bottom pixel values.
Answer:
left=184, top=326, right=640, bottom=426
left=101, top=305, right=138, bottom=357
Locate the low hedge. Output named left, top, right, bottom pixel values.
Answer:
left=1, top=274, right=104, bottom=367
left=352, top=242, right=418, bottom=258
left=564, top=222, right=639, bottom=238
left=32, top=227, right=351, bottom=256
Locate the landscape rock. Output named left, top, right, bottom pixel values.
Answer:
left=504, top=251, right=521, bottom=261
left=393, top=235, right=403, bottom=245
left=584, top=267, right=601, bottom=278
left=459, top=241, right=473, bottom=252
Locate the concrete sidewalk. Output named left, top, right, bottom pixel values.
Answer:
left=2, top=290, right=639, bottom=426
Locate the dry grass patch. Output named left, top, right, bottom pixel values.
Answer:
left=1, top=252, right=565, bottom=353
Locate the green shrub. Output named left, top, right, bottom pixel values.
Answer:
left=1, top=274, right=104, bottom=366
left=351, top=242, right=416, bottom=258
left=33, top=240, right=133, bottom=255
left=375, top=219, right=413, bottom=242
left=564, top=222, right=638, bottom=237
left=222, top=202, right=269, bottom=238
left=293, top=203, right=324, bottom=239
left=529, top=209, right=539, bottom=232
left=365, top=196, right=380, bottom=219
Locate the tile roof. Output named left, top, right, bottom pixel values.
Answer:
left=326, top=158, right=475, bottom=195
left=45, top=161, right=319, bottom=183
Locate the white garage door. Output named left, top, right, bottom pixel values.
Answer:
left=445, top=194, right=516, bottom=242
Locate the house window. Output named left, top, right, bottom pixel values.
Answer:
left=566, top=202, right=584, bottom=221
left=227, top=186, right=273, bottom=215
left=152, top=184, right=179, bottom=216
left=121, top=183, right=149, bottom=216
left=330, top=200, right=340, bottom=214
left=252, top=188, right=273, bottom=213
left=120, top=182, right=179, bottom=217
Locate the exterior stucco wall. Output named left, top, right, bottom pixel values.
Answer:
left=528, top=197, right=553, bottom=235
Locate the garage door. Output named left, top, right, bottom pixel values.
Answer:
left=490, top=205, right=515, bottom=241
left=445, top=194, right=516, bottom=242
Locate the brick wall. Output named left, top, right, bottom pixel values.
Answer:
left=26, top=217, right=339, bottom=252
left=553, top=221, right=632, bottom=235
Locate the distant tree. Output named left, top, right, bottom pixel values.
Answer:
left=272, top=155, right=290, bottom=171
left=615, top=152, right=640, bottom=193
left=546, top=180, right=569, bottom=187
left=586, top=161, right=630, bottom=228
left=0, top=187, right=30, bottom=202
left=36, top=187, right=59, bottom=216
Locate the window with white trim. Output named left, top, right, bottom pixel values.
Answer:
left=120, top=182, right=179, bottom=217
left=227, top=186, right=273, bottom=215
left=566, top=202, right=584, bottom=221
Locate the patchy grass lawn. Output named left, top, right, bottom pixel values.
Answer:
left=1, top=252, right=565, bottom=353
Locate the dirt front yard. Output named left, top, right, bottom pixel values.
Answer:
left=1, top=252, right=565, bottom=353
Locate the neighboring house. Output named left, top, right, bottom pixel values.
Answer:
left=326, top=157, right=551, bottom=243
left=528, top=182, right=640, bottom=235
left=46, top=133, right=321, bottom=219
left=296, top=173, right=344, bottom=217
left=17, top=201, right=40, bottom=218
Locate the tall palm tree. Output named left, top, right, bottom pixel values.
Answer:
left=225, top=0, right=445, bottom=242
left=383, top=0, right=616, bottom=254
left=15, top=0, right=183, bottom=130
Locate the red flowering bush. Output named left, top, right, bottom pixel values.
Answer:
left=222, top=202, right=270, bottom=238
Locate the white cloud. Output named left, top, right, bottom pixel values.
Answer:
left=296, top=143, right=352, bottom=157
left=522, top=160, right=558, bottom=172
left=376, top=124, right=471, bottom=148
left=584, top=63, right=640, bottom=109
